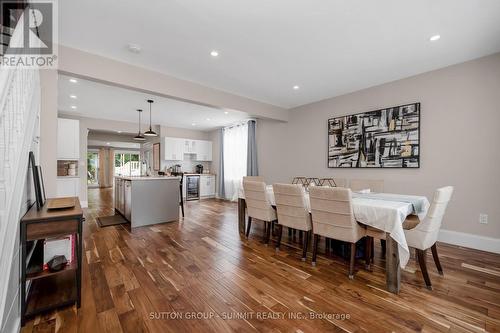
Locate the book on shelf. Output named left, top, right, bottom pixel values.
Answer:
left=42, top=235, right=75, bottom=270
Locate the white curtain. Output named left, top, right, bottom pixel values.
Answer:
left=223, top=122, right=248, bottom=201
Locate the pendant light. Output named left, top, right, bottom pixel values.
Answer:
left=144, top=99, right=158, bottom=136
left=133, top=109, right=146, bottom=141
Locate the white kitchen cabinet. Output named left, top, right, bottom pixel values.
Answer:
left=200, top=175, right=215, bottom=197
left=124, top=180, right=132, bottom=221
left=164, top=137, right=213, bottom=161
left=56, top=178, right=80, bottom=198
left=195, top=140, right=212, bottom=161
left=57, top=118, right=80, bottom=160
left=182, top=175, right=187, bottom=198
left=184, top=139, right=197, bottom=154
left=115, top=178, right=125, bottom=214
left=164, top=137, right=184, bottom=161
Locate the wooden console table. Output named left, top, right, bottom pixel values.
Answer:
left=20, top=197, right=84, bottom=326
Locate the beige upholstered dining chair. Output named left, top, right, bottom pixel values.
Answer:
left=349, top=179, right=384, bottom=192
left=309, top=186, right=367, bottom=278
left=404, top=186, right=454, bottom=289
left=243, top=180, right=277, bottom=244
left=273, top=184, right=312, bottom=261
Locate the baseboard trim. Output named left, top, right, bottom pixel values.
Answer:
left=438, top=229, right=500, bottom=254
left=80, top=201, right=88, bottom=208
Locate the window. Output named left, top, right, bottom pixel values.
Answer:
left=223, top=122, right=248, bottom=201
left=87, top=151, right=99, bottom=186
left=114, top=152, right=141, bottom=176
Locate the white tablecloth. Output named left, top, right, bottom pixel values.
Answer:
left=239, top=185, right=429, bottom=268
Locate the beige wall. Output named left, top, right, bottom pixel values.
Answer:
left=258, top=53, right=500, bottom=239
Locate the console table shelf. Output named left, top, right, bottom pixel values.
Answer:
left=20, top=197, right=84, bottom=326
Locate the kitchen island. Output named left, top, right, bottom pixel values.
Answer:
left=114, top=176, right=181, bottom=228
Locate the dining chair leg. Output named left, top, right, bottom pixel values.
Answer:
left=293, top=229, right=297, bottom=242
left=349, top=242, right=356, bottom=279
left=301, top=230, right=309, bottom=261
left=380, top=239, right=386, bottom=258
left=245, top=216, right=252, bottom=238
left=299, top=230, right=303, bottom=243
left=275, top=224, right=283, bottom=252
left=416, top=249, right=432, bottom=290
left=271, top=221, right=276, bottom=237
left=312, top=234, right=319, bottom=266
left=288, top=228, right=292, bottom=238
left=265, top=221, right=272, bottom=245
left=364, top=237, right=372, bottom=270
left=371, top=238, right=375, bottom=263
left=431, top=243, right=444, bottom=275
left=325, top=238, right=330, bottom=255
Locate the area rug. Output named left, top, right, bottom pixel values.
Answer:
left=96, top=214, right=128, bottom=227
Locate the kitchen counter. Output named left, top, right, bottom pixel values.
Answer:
left=115, top=175, right=181, bottom=181
left=114, top=176, right=180, bottom=227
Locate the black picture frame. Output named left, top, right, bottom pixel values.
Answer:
left=38, top=165, right=46, bottom=203
left=29, top=152, right=45, bottom=210
left=327, top=102, right=421, bottom=169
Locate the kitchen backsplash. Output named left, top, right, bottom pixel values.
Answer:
left=163, top=155, right=212, bottom=174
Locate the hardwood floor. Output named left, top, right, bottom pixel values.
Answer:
left=21, top=188, right=500, bottom=332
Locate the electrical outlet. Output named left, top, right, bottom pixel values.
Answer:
left=479, top=214, right=488, bottom=224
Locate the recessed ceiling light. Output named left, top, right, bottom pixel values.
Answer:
left=70, top=94, right=77, bottom=99
left=106, top=142, right=110, bottom=145
left=128, top=43, right=142, bottom=53
left=429, top=35, right=441, bottom=42
left=224, top=111, right=229, bottom=114
left=117, top=130, right=122, bottom=133
left=71, top=105, right=77, bottom=109
left=69, top=78, right=78, bottom=83
left=293, top=85, right=300, bottom=90
left=210, top=50, right=219, bottom=57
left=206, top=118, right=211, bottom=121
left=191, top=123, right=196, bottom=126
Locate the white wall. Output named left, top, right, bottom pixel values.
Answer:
left=40, top=70, right=58, bottom=197
left=257, top=52, right=500, bottom=239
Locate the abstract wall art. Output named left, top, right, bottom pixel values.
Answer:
left=328, top=103, right=420, bottom=168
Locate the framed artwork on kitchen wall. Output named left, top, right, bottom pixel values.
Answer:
left=153, top=142, right=160, bottom=171
left=327, top=102, right=420, bottom=168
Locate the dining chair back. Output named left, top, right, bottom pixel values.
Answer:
left=243, top=181, right=277, bottom=244
left=243, top=181, right=275, bottom=222
left=273, top=183, right=312, bottom=260
left=349, top=179, right=384, bottom=192
left=309, top=186, right=364, bottom=243
left=243, top=176, right=264, bottom=183
left=405, top=186, right=454, bottom=251
left=404, top=186, right=454, bottom=289
left=309, top=186, right=367, bottom=277
left=273, top=184, right=311, bottom=232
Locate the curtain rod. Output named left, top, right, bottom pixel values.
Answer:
left=223, top=118, right=256, bottom=130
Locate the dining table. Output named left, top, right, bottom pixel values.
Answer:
left=238, top=185, right=430, bottom=294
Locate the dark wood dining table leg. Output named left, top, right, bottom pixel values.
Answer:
left=385, top=235, right=401, bottom=294
left=238, top=198, right=246, bottom=235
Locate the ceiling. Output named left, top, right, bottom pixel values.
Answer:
left=58, top=74, right=249, bottom=130
left=59, top=0, right=500, bottom=108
